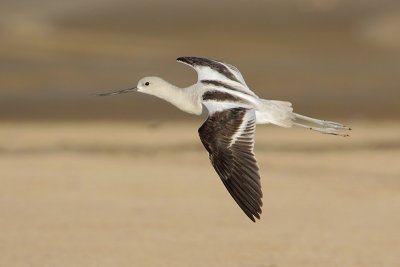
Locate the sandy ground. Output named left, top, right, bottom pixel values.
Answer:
left=0, top=121, right=399, bottom=267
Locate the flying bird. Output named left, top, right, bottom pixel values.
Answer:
left=98, top=57, right=351, bottom=222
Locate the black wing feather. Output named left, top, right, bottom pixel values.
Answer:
left=198, top=107, right=262, bottom=222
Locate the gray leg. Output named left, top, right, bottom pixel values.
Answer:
left=292, top=113, right=351, bottom=137
left=292, top=122, right=349, bottom=136
left=294, top=114, right=351, bottom=130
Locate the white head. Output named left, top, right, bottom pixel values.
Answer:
left=98, top=76, right=173, bottom=97
left=136, top=76, right=172, bottom=96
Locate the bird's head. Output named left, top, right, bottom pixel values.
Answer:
left=97, top=76, right=170, bottom=97
left=136, top=76, right=170, bottom=96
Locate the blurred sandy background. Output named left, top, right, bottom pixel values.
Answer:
left=1, top=0, right=400, bottom=266
left=1, top=0, right=400, bottom=120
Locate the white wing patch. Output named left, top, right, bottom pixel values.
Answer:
left=228, top=109, right=256, bottom=148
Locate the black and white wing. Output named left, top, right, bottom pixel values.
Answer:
left=177, top=56, right=258, bottom=97
left=198, top=106, right=263, bottom=222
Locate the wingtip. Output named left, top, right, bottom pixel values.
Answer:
left=246, top=207, right=262, bottom=223
left=176, top=56, right=189, bottom=62
left=248, top=212, right=261, bottom=223
left=176, top=56, right=195, bottom=65
left=176, top=56, right=210, bottom=66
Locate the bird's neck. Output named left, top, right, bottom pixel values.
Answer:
left=155, top=83, right=202, bottom=115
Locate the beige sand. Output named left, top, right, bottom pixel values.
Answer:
left=0, top=121, right=399, bottom=267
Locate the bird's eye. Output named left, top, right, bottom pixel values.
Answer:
left=145, top=82, right=150, bottom=86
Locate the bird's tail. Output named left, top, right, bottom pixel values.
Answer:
left=257, top=100, right=351, bottom=136
left=292, top=113, right=352, bottom=137
left=257, top=100, right=295, bottom=127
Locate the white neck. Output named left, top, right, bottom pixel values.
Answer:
left=150, top=83, right=202, bottom=115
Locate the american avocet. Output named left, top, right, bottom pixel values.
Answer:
left=99, top=57, right=351, bottom=222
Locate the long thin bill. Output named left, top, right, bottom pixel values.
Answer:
left=97, top=87, right=137, bottom=96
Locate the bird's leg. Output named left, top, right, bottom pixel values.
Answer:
left=292, top=123, right=349, bottom=136
left=293, top=114, right=351, bottom=137
left=294, top=114, right=351, bottom=130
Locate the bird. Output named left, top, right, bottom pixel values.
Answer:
left=98, top=56, right=351, bottom=222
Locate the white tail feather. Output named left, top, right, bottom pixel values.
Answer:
left=256, top=100, right=294, bottom=127
left=256, top=100, right=351, bottom=137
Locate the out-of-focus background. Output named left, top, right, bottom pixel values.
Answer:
left=1, top=0, right=400, bottom=120
left=1, top=1, right=399, bottom=266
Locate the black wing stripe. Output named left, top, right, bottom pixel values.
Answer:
left=201, top=91, right=252, bottom=106
left=177, top=57, right=241, bottom=84
left=201, top=80, right=254, bottom=97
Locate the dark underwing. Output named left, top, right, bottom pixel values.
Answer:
left=198, top=108, right=262, bottom=222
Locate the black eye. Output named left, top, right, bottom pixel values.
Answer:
left=145, top=82, right=150, bottom=86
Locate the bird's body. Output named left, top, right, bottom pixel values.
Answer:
left=99, top=56, right=351, bottom=222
